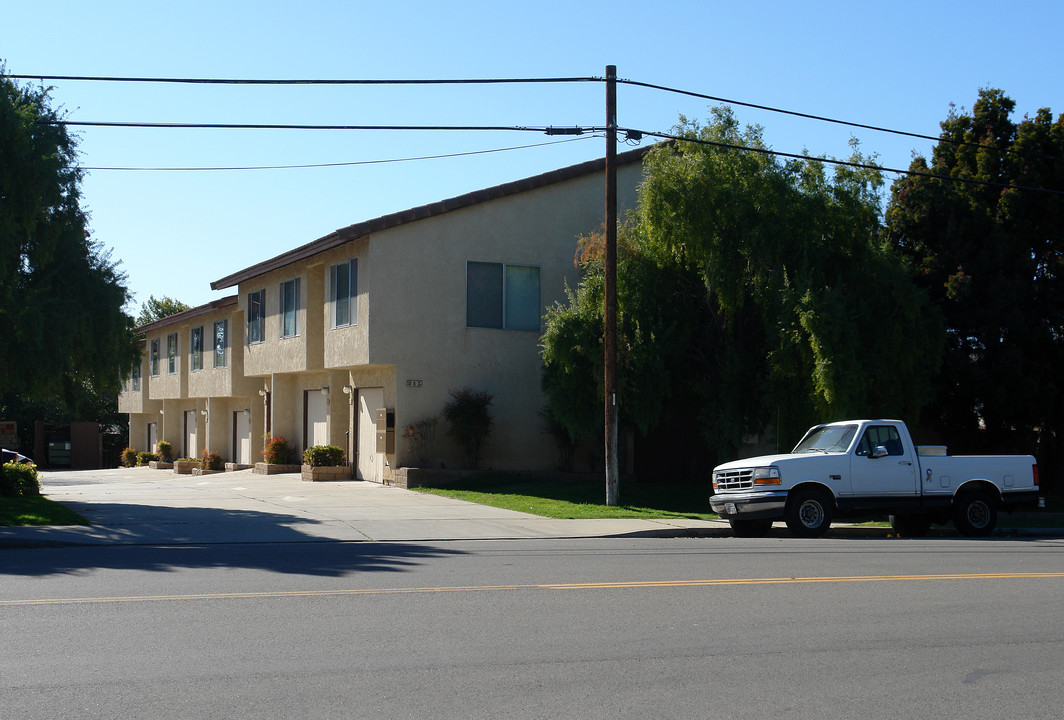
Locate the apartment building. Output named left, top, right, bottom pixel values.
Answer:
left=119, top=146, right=648, bottom=480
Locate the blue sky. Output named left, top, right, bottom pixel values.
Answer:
left=3, top=0, right=1062, bottom=310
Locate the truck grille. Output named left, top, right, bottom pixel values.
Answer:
left=714, top=468, right=754, bottom=491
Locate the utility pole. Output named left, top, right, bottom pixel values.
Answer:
left=604, top=65, right=619, bottom=506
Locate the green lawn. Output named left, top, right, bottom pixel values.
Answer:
left=413, top=473, right=718, bottom=520
left=0, top=496, right=91, bottom=526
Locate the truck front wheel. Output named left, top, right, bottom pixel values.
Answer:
left=785, top=489, right=834, bottom=538
left=953, top=491, right=997, bottom=537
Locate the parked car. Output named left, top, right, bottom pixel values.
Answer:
left=2, top=448, right=33, bottom=464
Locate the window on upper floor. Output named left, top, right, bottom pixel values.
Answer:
left=213, top=320, right=227, bottom=368
left=330, top=259, right=358, bottom=328
left=150, top=338, right=160, bottom=377
left=466, top=261, right=540, bottom=331
left=190, top=326, right=204, bottom=371
left=247, top=289, right=265, bottom=344
left=167, top=333, right=178, bottom=374
left=131, top=362, right=141, bottom=391
left=281, top=277, right=300, bottom=338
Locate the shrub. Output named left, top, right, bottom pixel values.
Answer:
left=201, top=450, right=224, bottom=471
left=403, top=416, right=438, bottom=467
left=157, top=440, right=174, bottom=463
left=121, top=447, right=138, bottom=468
left=1, top=461, right=41, bottom=497
left=442, top=387, right=494, bottom=470
left=136, top=451, right=160, bottom=466
left=263, top=436, right=295, bottom=464
left=303, top=445, right=345, bottom=467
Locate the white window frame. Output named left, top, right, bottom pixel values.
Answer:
left=280, top=277, right=300, bottom=338
left=330, top=258, right=358, bottom=329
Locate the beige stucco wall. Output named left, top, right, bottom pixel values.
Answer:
left=239, top=263, right=325, bottom=378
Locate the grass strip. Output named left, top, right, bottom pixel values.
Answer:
left=0, top=496, right=91, bottom=526
left=414, top=473, right=717, bottom=520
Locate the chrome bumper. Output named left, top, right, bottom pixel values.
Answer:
left=710, top=490, right=789, bottom=520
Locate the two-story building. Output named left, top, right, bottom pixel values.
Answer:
left=120, top=146, right=648, bottom=480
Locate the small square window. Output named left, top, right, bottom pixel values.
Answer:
left=466, top=261, right=540, bottom=331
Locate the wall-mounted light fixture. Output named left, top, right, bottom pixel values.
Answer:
left=258, top=389, right=267, bottom=397
left=320, top=386, right=330, bottom=397
left=243, top=409, right=251, bottom=419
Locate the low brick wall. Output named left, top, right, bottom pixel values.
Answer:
left=253, top=463, right=301, bottom=475
left=301, top=465, right=353, bottom=482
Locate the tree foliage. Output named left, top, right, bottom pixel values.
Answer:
left=885, top=89, right=1064, bottom=469
left=136, top=295, right=191, bottom=326
left=542, top=108, right=942, bottom=469
left=1, top=69, right=138, bottom=424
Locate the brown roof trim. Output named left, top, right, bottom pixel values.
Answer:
left=210, top=144, right=654, bottom=290
left=136, top=295, right=238, bottom=334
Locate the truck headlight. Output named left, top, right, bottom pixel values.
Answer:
left=753, top=467, right=781, bottom=485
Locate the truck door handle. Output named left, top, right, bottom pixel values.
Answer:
left=899, top=461, right=912, bottom=466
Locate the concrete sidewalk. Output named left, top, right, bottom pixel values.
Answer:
left=1, top=467, right=733, bottom=547
left=2, top=466, right=1060, bottom=547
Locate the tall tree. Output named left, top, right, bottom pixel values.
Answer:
left=542, top=108, right=942, bottom=475
left=0, top=69, right=137, bottom=410
left=136, top=295, right=191, bottom=325
left=885, top=89, right=1064, bottom=483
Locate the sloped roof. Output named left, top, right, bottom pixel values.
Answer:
left=135, top=295, right=238, bottom=334
left=210, top=144, right=652, bottom=290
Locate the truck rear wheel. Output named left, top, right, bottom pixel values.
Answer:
left=953, top=491, right=997, bottom=537
left=785, top=488, right=834, bottom=538
left=729, top=518, right=773, bottom=537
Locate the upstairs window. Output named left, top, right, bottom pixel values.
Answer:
left=150, top=339, right=160, bottom=377
left=247, top=289, right=265, bottom=344
left=330, top=259, right=358, bottom=328
left=466, top=261, right=540, bottom=331
left=131, top=363, right=141, bottom=391
left=167, top=333, right=178, bottom=374
left=213, top=320, right=227, bottom=368
left=190, top=326, right=203, bottom=371
left=281, top=277, right=300, bottom=338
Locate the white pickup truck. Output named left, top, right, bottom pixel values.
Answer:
left=709, top=419, right=1040, bottom=537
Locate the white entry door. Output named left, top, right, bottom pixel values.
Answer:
left=235, top=410, right=252, bottom=465
left=357, top=388, right=383, bottom=483
left=306, top=390, right=329, bottom=449
left=185, top=410, right=198, bottom=459
left=147, top=422, right=158, bottom=453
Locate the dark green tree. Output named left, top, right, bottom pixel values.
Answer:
left=136, top=295, right=191, bottom=326
left=1, top=69, right=138, bottom=448
left=542, top=108, right=942, bottom=474
left=885, top=89, right=1064, bottom=485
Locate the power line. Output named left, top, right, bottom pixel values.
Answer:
left=631, top=128, right=1064, bottom=196
left=10, top=73, right=598, bottom=85
left=48, top=120, right=558, bottom=132
left=72, top=135, right=600, bottom=171
left=619, top=78, right=1062, bottom=162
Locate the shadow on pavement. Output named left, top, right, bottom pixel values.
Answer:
left=0, top=539, right=465, bottom=578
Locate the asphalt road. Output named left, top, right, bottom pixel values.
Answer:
left=3, top=537, right=1064, bottom=719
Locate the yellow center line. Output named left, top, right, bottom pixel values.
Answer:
left=3, top=572, right=1063, bottom=607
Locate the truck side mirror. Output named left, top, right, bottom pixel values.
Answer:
left=871, top=445, right=889, bottom=459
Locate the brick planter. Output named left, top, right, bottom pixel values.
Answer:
left=253, top=462, right=301, bottom=475
left=301, top=464, right=352, bottom=482
left=192, top=468, right=223, bottom=476
left=225, top=463, right=252, bottom=472
left=149, top=461, right=174, bottom=470
left=173, top=460, right=199, bottom=475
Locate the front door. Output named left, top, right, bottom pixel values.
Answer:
left=147, top=422, right=158, bottom=454
left=184, top=410, right=198, bottom=459
left=357, top=388, right=383, bottom=483
left=305, top=389, right=329, bottom=450
left=234, top=410, right=252, bottom=465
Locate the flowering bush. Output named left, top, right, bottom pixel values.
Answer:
left=201, top=450, right=224, bottom=471
left=263, top=436, right=295, bottom=464
left=121, top=447, right=138, bottom=468
left=157, top=440, right=174, bottom=463
left=136, top=451, right=159, bottom=466
left=1, top=461, right=40, bottom=497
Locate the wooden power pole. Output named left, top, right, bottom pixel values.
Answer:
left=604, top=65, right=619, bottom=506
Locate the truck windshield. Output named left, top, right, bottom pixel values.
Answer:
left=792, top=424, right=858, bottom=454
